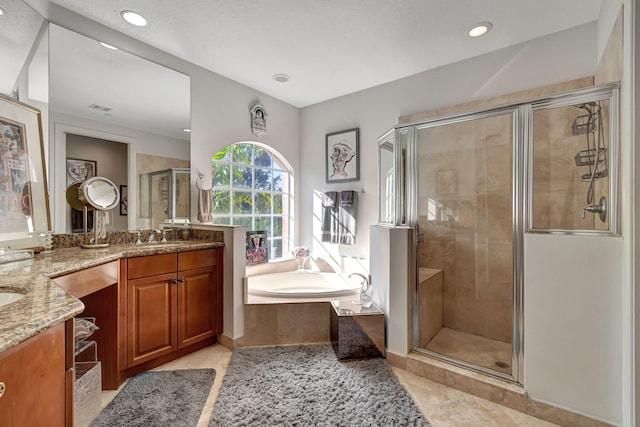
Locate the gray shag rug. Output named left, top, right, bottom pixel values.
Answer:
left=210, top=344, right=430, bottom=426
left=91, top=369, right=215, bottom=427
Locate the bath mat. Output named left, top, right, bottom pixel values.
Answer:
left=210, top=344, right=430, bottom=426
left=91, top=369, right=215, bottom=427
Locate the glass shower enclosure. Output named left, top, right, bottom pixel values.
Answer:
left=380, top=83, right=619, bottom=383
left=139, top=168, right=190, bottom=229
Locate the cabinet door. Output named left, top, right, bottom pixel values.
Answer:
left=0, top=323, right=66, bottom=427
left=177, top=266, right=216, bottom=348
left=126, top=272, right=177, bottom=367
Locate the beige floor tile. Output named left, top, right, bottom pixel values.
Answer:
left=393, top=367, right=558, bottom=427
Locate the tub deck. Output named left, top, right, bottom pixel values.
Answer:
left=244, top=270, right=360, bottom=304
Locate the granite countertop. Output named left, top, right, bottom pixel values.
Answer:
left=0, top=240, right=224, bottom=353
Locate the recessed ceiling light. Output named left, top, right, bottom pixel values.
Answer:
left=121, top=10, right=147, bottom=27
left=182, top=128, right=191, bottom=133
left=273, top=73, right=290, bottom=83
left=99, top=42, right=118, bottom=50
left=0, top=7, right=5, bottom=16
left=468, top=22, right=493, bottom=37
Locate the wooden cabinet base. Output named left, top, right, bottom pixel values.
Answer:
left=0, top=323, right=67, bottom=427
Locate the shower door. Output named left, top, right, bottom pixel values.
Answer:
left=411, top=108, right=523, bottom=382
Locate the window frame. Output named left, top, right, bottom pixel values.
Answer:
left=211, top=142, right=294, bottom=259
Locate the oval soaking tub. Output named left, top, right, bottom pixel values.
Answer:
left=247, top=271, right=360, bottom=299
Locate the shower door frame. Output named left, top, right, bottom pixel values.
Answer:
left=401, top=105, right=525, bottom=384
left=396, top=83, right=620, bottom=385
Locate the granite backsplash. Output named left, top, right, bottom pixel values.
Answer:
left=52, top=228, right=224, bottom=249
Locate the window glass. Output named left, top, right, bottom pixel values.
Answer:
left=212, top=143, right=294, bottom=259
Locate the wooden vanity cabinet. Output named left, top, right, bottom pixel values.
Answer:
left=124, top=248, right=222, bottom=368
left=0, top=322, right=69, bottom=427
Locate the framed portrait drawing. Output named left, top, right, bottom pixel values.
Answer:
left=0, top=93, right=50, bottom=248
left=246, top=230, right=268, bottom=265
left=326, top=128, right=359, bottom=183
left=66, top=158, right=96, bottom=187
left=120, top=185, right=128, bottom=215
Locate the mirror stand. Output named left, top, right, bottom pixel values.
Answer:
left=80, top=211, right=110, bottom=249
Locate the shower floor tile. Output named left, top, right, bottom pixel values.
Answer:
left=424, top=327, right=512, bottom=374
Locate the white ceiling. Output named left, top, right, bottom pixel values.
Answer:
left=47, top=0, right=604, bottom=108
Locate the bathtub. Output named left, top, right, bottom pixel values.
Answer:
left=246, top=271, right=360, bottom=299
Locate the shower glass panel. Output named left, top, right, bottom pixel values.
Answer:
left=529, top=87, right=618, bottom=234
left=414, top=111, right=516, bottom=378
left=379, top=130, right=395, bottom=224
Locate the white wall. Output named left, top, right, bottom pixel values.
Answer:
left=187, top=66, right=300, bottom=227
left=524, top=234, right=623, bottom=423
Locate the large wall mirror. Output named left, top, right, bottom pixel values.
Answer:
left=0, top=0, right=191, bottom=241
left=49, top=23, right=191, bottom=234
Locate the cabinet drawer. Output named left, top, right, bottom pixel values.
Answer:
left=128, top=253, right=177, bottom=280
left=178, top=249, right=216, bottom=271
left=53, top=261, right=118, bottom=298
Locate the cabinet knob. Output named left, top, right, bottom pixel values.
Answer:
left=0, top=382, right=5, bottom=398
left=171, top=280, right=178, bottom=285
left=178, top=278, right=185, bottom=284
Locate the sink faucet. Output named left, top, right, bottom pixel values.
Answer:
left=148, top=229, right=162, bottom=244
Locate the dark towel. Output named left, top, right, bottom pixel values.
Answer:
left=340, top=190, right=354, bottom=207
left=338, top=191, right=357, bottom=245
left=321, top=192, right=339, bottom=243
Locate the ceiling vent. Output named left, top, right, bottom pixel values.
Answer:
left=88, top=104, right=112, bottom=112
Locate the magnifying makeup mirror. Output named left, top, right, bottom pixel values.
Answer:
left=75, top=177, right=120, bottom=249
left=78, top=177, right=119, bottom=210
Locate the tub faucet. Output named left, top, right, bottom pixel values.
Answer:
left=348, top=272, right=370, bottom=287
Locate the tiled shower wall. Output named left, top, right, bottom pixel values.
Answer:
left=417, top=113, right=513, bottom=343
left=532, top=102, right=610, bottom=231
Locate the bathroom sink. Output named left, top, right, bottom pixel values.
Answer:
left=0, top=291, right=25, bottom=308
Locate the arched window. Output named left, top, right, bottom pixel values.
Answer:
left=211, top=142, right=293, bottom=259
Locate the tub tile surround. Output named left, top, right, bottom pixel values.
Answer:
left=237, top=303, right=330, bottom=346
left=393, top=352, right=615, bottom=427
left=0, top=240, right=223, bottom=353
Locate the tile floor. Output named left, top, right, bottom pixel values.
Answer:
left=99, top=344, right=558, bottom=427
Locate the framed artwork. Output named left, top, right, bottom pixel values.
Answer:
left=0, top=93, right=50, bottom=247
left=66, top=158, right=96, bottom=187
left=326, top=127, right=359, bottom=183
left=246, top=230, right=268, bottom=265
left=120, top=185, right=128, bottom=215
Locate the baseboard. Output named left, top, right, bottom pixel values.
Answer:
left=217, top=334, right=235, bottom=350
